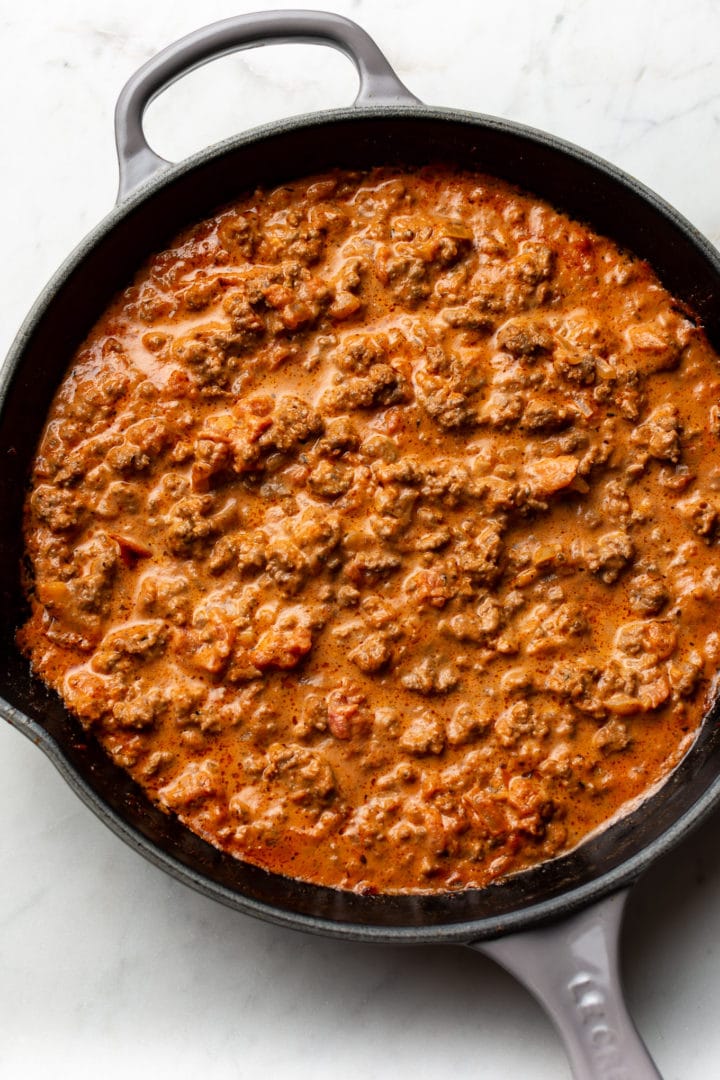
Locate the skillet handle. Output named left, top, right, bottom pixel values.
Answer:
left=114, top=9, right=420, bottom=201
left=470, top=889, right=662, bottom=1080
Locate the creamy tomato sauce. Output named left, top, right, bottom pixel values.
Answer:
left=19, top=166, right=720, bottom=894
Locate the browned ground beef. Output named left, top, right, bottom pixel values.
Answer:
left=19, top=166, right=720, bottom=894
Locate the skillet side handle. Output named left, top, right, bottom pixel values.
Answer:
left=114, top=9, right=421, bottom=201
left=470, top=889, right=662, bottom=1080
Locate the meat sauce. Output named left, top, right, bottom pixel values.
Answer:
left=19, top=166, right=720, bottom=894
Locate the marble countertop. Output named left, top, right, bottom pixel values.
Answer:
left=3, top=1, right=720, bottom=1077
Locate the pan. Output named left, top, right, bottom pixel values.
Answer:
left=4, top=11, right=720, bottom=1079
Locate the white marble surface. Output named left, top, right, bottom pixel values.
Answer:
left=2, top=1, right=720, bottom=1077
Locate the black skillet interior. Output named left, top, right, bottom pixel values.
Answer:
left=4, top=111, right=720, bottom=938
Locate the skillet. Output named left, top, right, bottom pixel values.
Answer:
left=4, top=11, right=720, bottom=1078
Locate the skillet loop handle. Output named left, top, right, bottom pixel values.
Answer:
left=114, top=9, right=420, bottom=201
left=470, top=890, right=662, bottom=1080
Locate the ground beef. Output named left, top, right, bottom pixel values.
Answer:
left=20, top=164, right=718, bottom=897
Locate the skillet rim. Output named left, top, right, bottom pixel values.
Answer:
left=4, top=102, right=720, bottom=945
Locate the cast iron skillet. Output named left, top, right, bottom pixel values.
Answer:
left=3, top=11, right=720, bottom=1078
